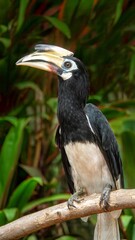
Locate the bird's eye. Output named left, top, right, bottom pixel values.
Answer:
left=63, top=61, right=72, bottom=69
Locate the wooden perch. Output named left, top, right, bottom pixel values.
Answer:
left=0, top=189, right=135, bottom=240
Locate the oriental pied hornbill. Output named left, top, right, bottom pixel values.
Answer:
left=16, top=44, right=123, bottom=240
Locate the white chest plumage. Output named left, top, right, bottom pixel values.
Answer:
left=65, top=142, right=115, bottom=194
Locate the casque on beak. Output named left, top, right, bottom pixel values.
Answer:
left=16, top=44, right=73, bottom=74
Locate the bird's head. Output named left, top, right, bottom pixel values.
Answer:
left=16, top=44, right=89, bottom=105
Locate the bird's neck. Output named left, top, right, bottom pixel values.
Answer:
left=57, top=79, right=91, bottom=143
left=58, top=90, right=85, bottom=126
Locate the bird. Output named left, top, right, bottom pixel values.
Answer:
left=16, top=44, right=124, bottom=240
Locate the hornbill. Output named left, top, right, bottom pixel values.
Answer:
left=16, top=44, right=123, bottom=240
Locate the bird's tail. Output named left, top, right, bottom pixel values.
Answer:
left=94, top=212, right=120, bottom=240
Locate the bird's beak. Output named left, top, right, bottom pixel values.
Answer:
left=16, top=44, right=73, bottom=74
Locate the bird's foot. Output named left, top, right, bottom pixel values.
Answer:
left=100, top=184, right=112, bottom=211
left=67, top=188, right=86, bottom=209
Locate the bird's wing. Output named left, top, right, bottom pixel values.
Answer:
left=84, top=103, right=124, bottom=189
left=55, top=126, right=75, bottom=194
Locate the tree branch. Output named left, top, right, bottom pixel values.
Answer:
left=0, top=189, right=135, bottom=240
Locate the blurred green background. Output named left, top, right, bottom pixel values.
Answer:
left=0, top=0, right=135, bottom=239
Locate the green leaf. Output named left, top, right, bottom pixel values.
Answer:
left=0, top=0, right=10, bottom=23
left=3, top=208, right=18, bottom=222
left=16, top=81, right=42, bottom=95
left=0, top=37, right=10, bottom=48
left=102, top=107, right=126, bottom=120
left=132, top=224, right=135, bottom=240
left=0, top=116, right=18, bottom=126
left=7, top=177, right=43, bottom=210
left=22, top=193, right=70, bottom=213
left=56, top=236, right=77, bottom=240
left=0, top=211, right=7, bottom=226
left=20, top=164, right=47, bottom=184
left=27, top=235, right=38, bottom=240
left=0, top=118, right=29, bottom=207
left=63, top=0, right=79, bottom=24
left=111, top=100, right=135, bottom=109
left=0, top=208, right=18, bottom=226
left=122, top=120, right=135, bottom=132
left=121, top=215, right=134, bottom=240
left=0, top=24, right=8, bottom=34
left=45, top=16, right=71, bottom=39
left=16, top=0, right=30, bottom=32
left=78, top=0, right=94, bottom=17
left=121, top=215, right=133, bottom=230
left=110, top=116, right=135, bottom=135
left=123, top=25, right=135, bottom=33
left=129, top=53, right=135, bottom=82
left=121, top=131, right=135, bottom=188
left=114, top=0, right=124, bottom=24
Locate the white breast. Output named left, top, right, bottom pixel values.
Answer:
left=65, top=142, right=114, bottom=194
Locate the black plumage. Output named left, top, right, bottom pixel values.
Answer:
left=55, top=57, right=123, bottom=195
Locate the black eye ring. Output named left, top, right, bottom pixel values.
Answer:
left=63, top=61, right=72, bottom=69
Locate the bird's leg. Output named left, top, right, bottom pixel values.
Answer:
left=67, top=188, right=86, bottom=209
left=100, top=184, right=112, bottom=211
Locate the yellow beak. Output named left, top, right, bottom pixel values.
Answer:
left=16, top=44, right=73, bottom=74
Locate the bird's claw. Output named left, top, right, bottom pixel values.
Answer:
left=100, top=184, right=112, bottom=211
left=67, top=189, right=85, bottom=209
left=67, top=195, right=80, bottom=209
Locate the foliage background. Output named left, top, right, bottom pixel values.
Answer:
left=0, top=0, right=135, bottom=239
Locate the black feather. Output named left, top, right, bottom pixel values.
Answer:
left=55, top=126, right=75, bottom=193
left=85, top=103, right=124, bottom=188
